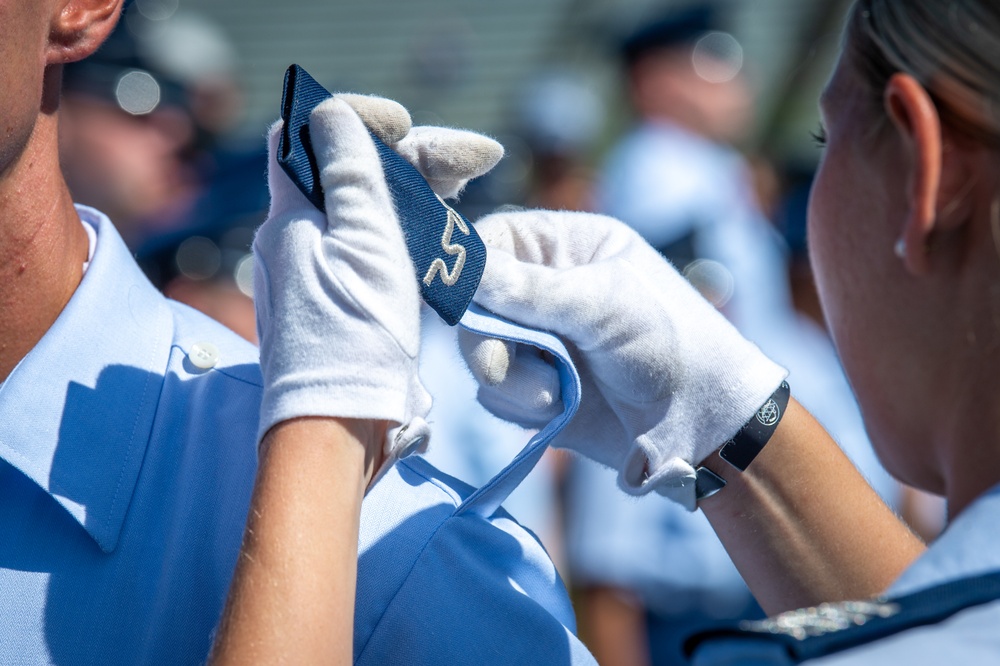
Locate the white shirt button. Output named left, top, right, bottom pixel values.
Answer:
left=189, top=341, right=220, bottom=370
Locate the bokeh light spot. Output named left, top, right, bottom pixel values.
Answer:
left=176, top=236, right=222, bottom=281
left=683, top=259, right=735, bottom=308
left=692, top=32, right=744, bottom=83
left=135, top=0, right=179, bottom=22
left=115, top=70, right=161, bottom=115
left=234, top=254, right=255, bottom=298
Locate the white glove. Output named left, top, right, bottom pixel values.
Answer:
left=253, top=94, right=503, bottom=456
left=461, top=210, right=787, bottom=510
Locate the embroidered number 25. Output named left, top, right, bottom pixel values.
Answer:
left=423, top=198, right=470, bottom=287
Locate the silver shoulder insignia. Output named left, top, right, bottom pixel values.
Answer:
left=740, top=600, right=901, bottom=640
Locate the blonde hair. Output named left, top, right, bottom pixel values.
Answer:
left=848, top=0, right=1000, bottom=145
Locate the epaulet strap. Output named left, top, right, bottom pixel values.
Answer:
left=277, top=64, right=485, bottom=326
left=685, top=570, right=1000, bottom=662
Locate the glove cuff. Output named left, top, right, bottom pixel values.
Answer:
left=618, top=370, right=790, bottom=510
left=386, top=416, right=431, bottom=458
left=257, top=382, right=410, bottom=445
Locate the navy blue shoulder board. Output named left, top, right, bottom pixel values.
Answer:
left=276, top=64, right=486, bottom=326
left=685, top=570, right=1000, bottom=663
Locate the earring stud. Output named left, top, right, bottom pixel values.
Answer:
left=893, top=238, right=906, bottom=259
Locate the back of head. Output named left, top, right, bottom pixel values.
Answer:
left=847, top=0, right=1000, bottom=145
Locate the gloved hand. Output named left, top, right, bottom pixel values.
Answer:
left=254, top=94, right=503, bottom=458
left=459, top=209, right=787, bottom=510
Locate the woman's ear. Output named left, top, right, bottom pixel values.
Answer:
left=884, top=73, right=943, bottom=276
left=47, top=0, right=124, bottom=66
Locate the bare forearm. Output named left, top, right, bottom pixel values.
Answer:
left=210, top=417, right=385, bottom=665
left=700, top=399, right=926, bottom=615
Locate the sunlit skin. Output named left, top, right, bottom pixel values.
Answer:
left=809, top=50, right=1000, bottom=518
left=807, top=55, right=940, bottom=491
left=210, top=418, right=387, bottom=666
left=693, top=45, right=980, bottom=615
left=0, top=0, right=123, bottom=381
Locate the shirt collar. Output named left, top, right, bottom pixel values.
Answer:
left=0, top=206, right=173, bottom=553
left=888, top=482, right=1000, bottom=597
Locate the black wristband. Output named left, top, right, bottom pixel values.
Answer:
left=719, top=381, right=790, bottom=471
left=694, top=381, right=790, bottom=503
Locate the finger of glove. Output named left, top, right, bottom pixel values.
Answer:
left=457, top=331, right=562, bottom=421
left=394, top=126, right=504, bottom=199
left=336, top=93, right=411, bottom=146
left=474, top=349, right=564, bottom=428
left=256, top=121, right=327, bottom=322
left=474, top=209, right=649, bottom=268
left=264, top=94, right=410, bottom=213
left=309, top=96, right=420, bottom=356
left=264, top=121, right=321, bottom=218
left=456, top=328, right=562, bottom=427
left=457, top=328, right=515, bottom=386
left=473, top=247, right=602, bottom=347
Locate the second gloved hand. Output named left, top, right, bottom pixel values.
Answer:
left=460, top=209, right=788, bottom=510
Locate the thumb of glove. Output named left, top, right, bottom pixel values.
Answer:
left=457, top=328, right=563, bottom=429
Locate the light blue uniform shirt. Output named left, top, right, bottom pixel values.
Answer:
left=355, top=304, right=597, bottom=665
left=810, top=483, right=1000, bottom=664
left=418, top=309, right=558, bottom=546
left=0, top=206, right=261, bottom=664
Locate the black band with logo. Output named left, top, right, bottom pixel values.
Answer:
left=718, top=380, right=790, bottom=471
left=693, top=381, right=790, bottom=503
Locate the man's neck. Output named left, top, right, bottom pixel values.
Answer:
left=0, top=111, right=88, bottom=381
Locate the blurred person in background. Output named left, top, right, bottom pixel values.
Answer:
left=566, top=4, right=902, bottom=664
left=596, top=2, right=778, bottom=332
left=59, top=15, right=199, bottom=248
left=60, top=8, right=267, bottom=342
left=516, top=69, right=605, bottom=213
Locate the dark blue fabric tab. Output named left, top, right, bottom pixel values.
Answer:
left=277, top=65, right=328, bottom=212
left=685, top=569, right=1000, bottom=662
left=276, top=64, right=486, bottom=326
